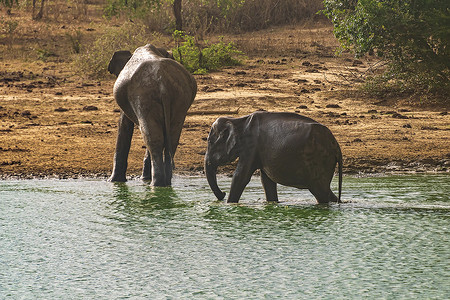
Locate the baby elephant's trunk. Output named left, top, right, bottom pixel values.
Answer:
left=205, top=162, right=226, bottom=201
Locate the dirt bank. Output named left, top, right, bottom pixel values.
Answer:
left=1, top=26, right=449, bottom=179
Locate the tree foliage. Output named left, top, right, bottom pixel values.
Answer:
left=0, top=0, right=17, bottom=8
left=322, top=0, right=450, bottom=94
left=104, top=0, right=163, bottom=18
left=172, top=30, right=244, bottom=74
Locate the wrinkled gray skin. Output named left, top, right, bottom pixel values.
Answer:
left=204, top=111, right=342, bottom=204
left=108, top=44, right=197, bottom=186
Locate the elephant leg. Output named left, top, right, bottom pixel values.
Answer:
left=109, top=112, right=134, bottom=182
left=164, top=148, right=172, bottom=186
left=261, top=170, right=278, bottom=202
left=309, top=182, right=337, bottom=204
left=228, top=161, right=255, bottom=203
left=140, top=120, right=167, bottom=187
left=163, top=119, right=185, bottom=186
left=142, top=149, right=151, bottom=181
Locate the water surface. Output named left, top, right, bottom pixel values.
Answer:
left=1, top=175, right=449, bottom=298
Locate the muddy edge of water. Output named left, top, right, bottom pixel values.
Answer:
left=1, top=160, right=449, bottom=180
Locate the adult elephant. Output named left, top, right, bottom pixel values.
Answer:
left=204, top=111, right=342, bottom=203
left=108, top=44, right=197, bottom=186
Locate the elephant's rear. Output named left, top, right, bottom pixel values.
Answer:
left=258, top=114, right=342, bottom=202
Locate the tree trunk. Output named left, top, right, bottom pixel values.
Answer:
left=33, top=0, right=45, bottom=20
left=173, top=0, right=182, bottom=31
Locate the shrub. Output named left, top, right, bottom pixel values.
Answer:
left=66, top=29, right=82, bottom=54
left=1, top=18, right=19, bottom=48
left=172, top=31, right=245, bottom=74
left=322, top=0, right=449, bottom=95
left=36, top=48, right=56, bottom=61
left=73, top=22, right=158, bottom=78
left=102, top=0, right=324, bottom=34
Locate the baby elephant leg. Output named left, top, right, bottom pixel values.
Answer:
left=309, top=184, right=339, bottom=204
left=261, top=170, right=278, bottom=202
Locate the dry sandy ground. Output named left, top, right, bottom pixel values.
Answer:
left=1, top=26, right=449, bottom=179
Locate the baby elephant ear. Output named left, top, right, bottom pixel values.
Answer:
left=225, top=121, right=237, bottom=156
left=108, top=50, right=132, bottom=77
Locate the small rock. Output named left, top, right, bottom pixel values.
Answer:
left=392, top=112, right=408, bottom=119
left=353, top=138, right=363, bottom=142
left=83, top=105, right=98, bottom=111
left=327, top=112, right=341, bottom=118
left=326, top=104, right=341, bottom=108
left=421, top=126, right=439, bottom=130
left=55, top=107, right=68, bottom=112
left=403, top=124, right=412, bottom=128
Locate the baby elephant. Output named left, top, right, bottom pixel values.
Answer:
left=204, top=111, right=342, bottom=204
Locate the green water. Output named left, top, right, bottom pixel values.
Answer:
left=1, top=175, right=449, bottom=299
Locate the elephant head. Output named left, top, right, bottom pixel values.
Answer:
left=204, top=117, right=240, bottom=200
left=108, top=50, right=132, bottom=77
left=108, top=46, right=174, bottom=77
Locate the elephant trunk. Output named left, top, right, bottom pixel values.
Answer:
left=205, top=161, right=226, bottom=201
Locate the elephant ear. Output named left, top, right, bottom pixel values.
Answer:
left=156, top=47, right=174, bottom=59
left=225, top=121, right=237, bottom=156
left=108, top=50, right=132, bottom=77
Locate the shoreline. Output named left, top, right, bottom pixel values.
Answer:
left=1, top=160, right=448, bottom=180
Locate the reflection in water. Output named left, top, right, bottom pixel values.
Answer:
left=203, top=203, right=341, bottom=233
left=111, top=182, right=182, bottom=211
left=0, top=175, right=449, bottom=299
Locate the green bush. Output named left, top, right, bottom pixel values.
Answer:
left=104, top=0, right=163, bottom=19
left=322, top=0, right=449, bottom=95
left=172, top=31, right=244, bottom=74
left=66, top=29, right=82, bottom=54
left=73, top=22, right=157, bottom=78
left=36, top=48, right=56, bottom=61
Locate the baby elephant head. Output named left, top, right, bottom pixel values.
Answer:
left=204, top=117, right=239, bottom=200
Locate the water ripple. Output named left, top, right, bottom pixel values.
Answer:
left=1, top=175, right=449, bottom=299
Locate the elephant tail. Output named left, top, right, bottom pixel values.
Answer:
left=161, top=89, right=175, bottom=170
left=337, top=145, right=343, bottom=203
